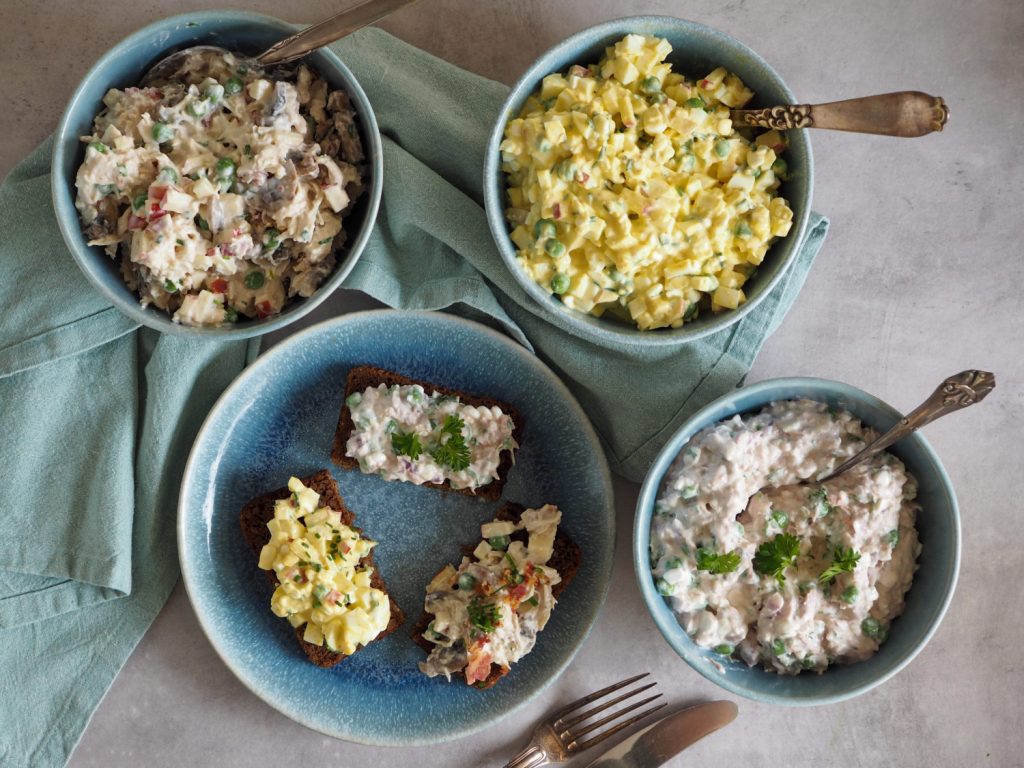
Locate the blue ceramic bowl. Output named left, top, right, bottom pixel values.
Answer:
left=179, top=310, right=615, bottom=743
left=483, top=16, right=813, bottom=347
left=52, top=11, right=382, bottom=340
left=633, top=378, right=960, bottom=705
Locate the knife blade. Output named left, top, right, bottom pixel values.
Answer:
left=581, top=700, right=738, bottom=768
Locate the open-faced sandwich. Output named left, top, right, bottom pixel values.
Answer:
left=413, top=503, right=580, bottom=688
left=239, top=469, right=404, bottom=667
left=332, top=365, right=521, bottom=501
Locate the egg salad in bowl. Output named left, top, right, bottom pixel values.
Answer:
left=498, top=33, right=795, bottom=332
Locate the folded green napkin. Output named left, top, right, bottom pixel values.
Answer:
left=0, top=28, right=825, bottom=767
left=0, top=143, right=259, bottom=765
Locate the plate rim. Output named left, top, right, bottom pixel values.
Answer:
left=177, top=308, right=616, bottom=745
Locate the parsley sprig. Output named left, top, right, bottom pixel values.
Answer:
left=753, top=533, right=801, bottom=584
left=430, top=414, right=471, bottom=471
left=818, top=546, right=861, bottom=584
left=695, top=548, right=741, bottom=574
left=467, top=600, right=502, bottom=633
left=391, top=430, right=423, bottom=459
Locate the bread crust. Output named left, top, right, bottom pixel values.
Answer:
left=331, top=365, right=522, bottom=502
left=411, top=503, right=581, bottom=689
left=238, top=469, right=405, bottom=668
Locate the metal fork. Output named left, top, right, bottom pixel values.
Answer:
left=503, top=673, right=666, bottom=768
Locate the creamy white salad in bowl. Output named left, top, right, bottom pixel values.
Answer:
left=52, top=12, right=382, bottom=339
left=634, top=378, right=960, bottom=705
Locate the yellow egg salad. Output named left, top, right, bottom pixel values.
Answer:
left=499, top=34, right=795, bottom=330
left=257, top=477, right=390, bottom=655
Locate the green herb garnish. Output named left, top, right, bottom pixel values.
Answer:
left=391, top=430, right=423, bottom=460
left=819, top=546, right=861, bottom=584
left=753, top=533, right=801, bottom=584
left=430, top=414, right=470, bottom=471
left=695, top=548, right=741, bottom=575
left=467, top=600, right=501, bottom=633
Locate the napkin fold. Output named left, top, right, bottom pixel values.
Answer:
left=0, top=27, right=826, bottom=767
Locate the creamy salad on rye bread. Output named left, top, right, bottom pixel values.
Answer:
left=650, top=399, right=921, bottom=674
left=75, top=51, right=365, bottom=326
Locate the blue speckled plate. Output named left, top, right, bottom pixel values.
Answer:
left=178, top=310, right=614, bottom=745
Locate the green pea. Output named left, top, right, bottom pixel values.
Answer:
left=772, top=157, right=789, bottom=179
left=204, top=82, right=225, bottom=103
left=544, top=239, right=566, bottom=258
left=186, top=99, right=208, bottom=118
left=488, top=535, right=510, bottom=551
left=684, top=97, right=705, bottom=109
left=345, top=392, right=362, bottom=408
left=224, top=76, right=244, bottom=96
left=714, top=139, right=731, bottom=158
left=215, top=157, right=236, bottom=179
left=655, top=577, right=675, bottom=596
left=886, top=529, right=900, bottom=546
left=89, top=141, right=109, bottom=154
left=151, top=122, right=173, bottom=144
left=861, top=618, right=882, bottom=638
left=713, top=644, right=734, bottom=655
left=263, top=227, right=280, bottom=251
left=639, top=76, right=661, bottom=94
left=164, top=279, right=177, bottom=293
left=771, top=639, right=787, bottom=656
left=223, top=306, right=239, bottom=323
left=840, top=585, right=859, bottom=604
left=244, top=270, right=265, bottom=290
left=132, top=193, right=148, bottom=211
left=770, top=509, right=788, bottom=528
left=550, top=272, right=570, bottom=294
left=457, top=572, right=476, bottom=591
left=158, top=167, right=178, bottom=184
left=533, top=218, right=557, bottom=240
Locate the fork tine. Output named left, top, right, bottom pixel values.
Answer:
left=564, top=693, right=664, bottom=743
left=569, top=701, right=668, bottom=753
left=548, top=673, right=650, bottom=721
left=556, top=681, right=658, bottom=731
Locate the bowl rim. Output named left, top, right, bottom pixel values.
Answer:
left=482, top=14, right=814, bottom=348
left=50, top=9, right=383, bottom=341
left=177, top=308, right=617, bottom=744
left=632, top=376, right=962, bottom=705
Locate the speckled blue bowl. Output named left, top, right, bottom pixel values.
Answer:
left=483, top=16, right=813, bottom=347
left=52, top=11, right=382, bottom=340
left=179, top=310, right=615, bottom=744
left=634, top=378, right=960, bottom=705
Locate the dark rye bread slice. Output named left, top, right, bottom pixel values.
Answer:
left=331, top=365, right=522, bottom=502
left=412, top=503, right=582, bottom=689
left=238, top=469, right=405, bottom=668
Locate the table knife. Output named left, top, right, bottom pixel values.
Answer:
left=581, top=700, right=738, bottom=768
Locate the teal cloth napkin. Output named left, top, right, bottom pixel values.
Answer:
left=0, top=27, right=826, bottom=767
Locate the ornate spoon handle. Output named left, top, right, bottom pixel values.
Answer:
left=818, top=370, right=995, bottom=483
left=731, top=91, right=949, bottom=137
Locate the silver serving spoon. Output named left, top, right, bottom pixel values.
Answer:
left=780, top=370, right=994, bottom=494
left=142, top=0, right=419, bottom=85
left=731, top=91, right=949, bottom=137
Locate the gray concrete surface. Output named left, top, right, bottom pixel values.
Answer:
left=2, top=0, right=1022, bottom=765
